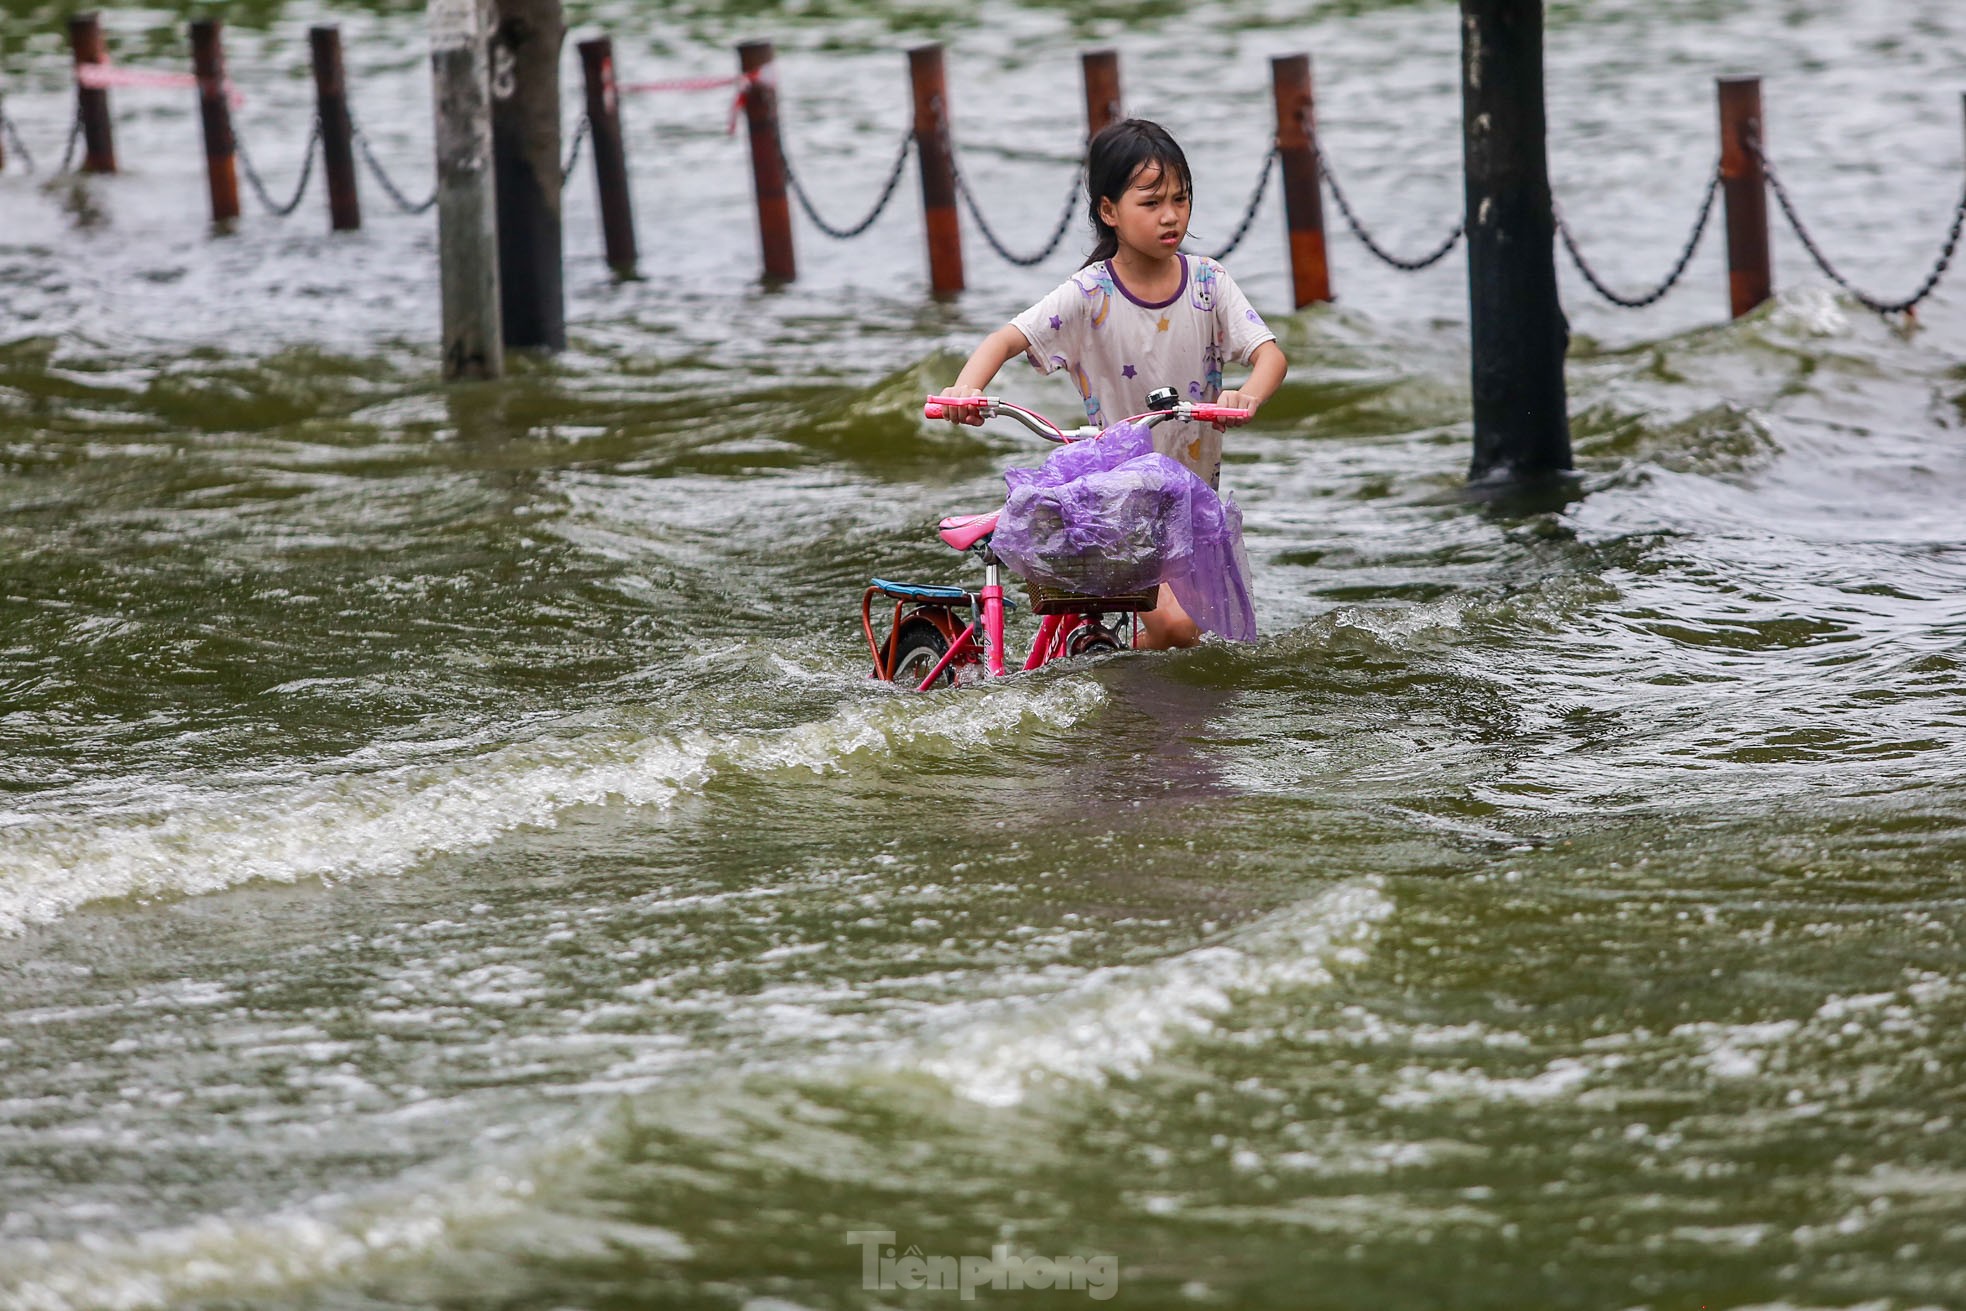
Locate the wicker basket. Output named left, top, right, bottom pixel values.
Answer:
left=1026, top=579, right=1159, bottom=616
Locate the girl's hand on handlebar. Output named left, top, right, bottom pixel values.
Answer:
left=937, top=386, right=987, bottom=426
left=1211, top=390, right=1262, bottom=430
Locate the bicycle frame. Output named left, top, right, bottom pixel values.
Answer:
left=861, top=581, right=1124, bottom=691
left=861, top=391, right=1247, bottom=691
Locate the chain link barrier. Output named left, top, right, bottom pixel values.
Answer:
left=56, top=112, right=82, bottom=175
left=0, top=106, right=36, bottom=173
left=1753, top=142, right=1966, bottom=316
left=561, top=113, right=589, bottom=185
left=234, top=117, right=320, bottom=217
left=774, top=121, right=915, bottom=240
left=1554, top=164, right=1720, bottom=309
left=951, top=147, right=1082, bottom=267
left=933, top=94, right=1083, bottom=267
left=350, top=120, right=436, bottom=215
left=1201, top=145, right=1278, bottom=261
left=1319, top=154, right=1463, bottom=271
left=17, top=50, right=1964, bottom=317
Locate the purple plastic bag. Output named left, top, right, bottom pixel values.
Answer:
left=992, top=420, right=1257, bottom=642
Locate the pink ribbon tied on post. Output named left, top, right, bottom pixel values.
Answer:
left=76, top=61, right=245, bottom=107
left=618, top=65, right=772, bottom=135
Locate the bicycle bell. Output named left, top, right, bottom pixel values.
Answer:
left=1145, top=386, right=1180, bottom=412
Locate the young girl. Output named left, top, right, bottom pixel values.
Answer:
left=941, top=118, right=1288, bottom=650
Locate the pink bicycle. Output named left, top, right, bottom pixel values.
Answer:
left=861, top=388, right=1249, bottom=691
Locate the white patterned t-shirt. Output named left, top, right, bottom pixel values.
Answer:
left=1010, top=254, right=1275, bottom=489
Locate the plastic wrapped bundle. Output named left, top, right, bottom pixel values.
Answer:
left=991, top=420, right=1257, bottom=642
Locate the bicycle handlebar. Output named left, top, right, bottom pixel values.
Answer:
left=924, top=394, right=1249, bottom=441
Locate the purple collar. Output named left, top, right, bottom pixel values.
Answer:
left=1106, top=254, right=1188, bottom=310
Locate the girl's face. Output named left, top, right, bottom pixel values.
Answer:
left=1098, top=162, right=1190, bottom=264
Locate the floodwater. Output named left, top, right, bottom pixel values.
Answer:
left=4, top=0, right=1966, bottom=1307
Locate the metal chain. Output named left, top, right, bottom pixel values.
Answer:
left=56, top=112, right=82, bottom=175
left=351, top=121, right=437, bottom=215
left=1202, top=145, right=1278, bottom=261
left=1320, top=154, right=1463, bottom=271
left=925, top=93, right=1078, bottom=267
left=561, top=113, right=589, bottom=185
left=774, top=121, right=914, bottom=241
left=1554, top=164, right=1721, bottom=309
left=1, top=107, right=35, bottom=173
left=1754, top=141, right=1966, bottom=316
left=234, top=117, right=321, bottom=218
left=951, top=148, right=1083, bottom=267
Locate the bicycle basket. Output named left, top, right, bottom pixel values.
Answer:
left=1025, top=579, right=1159, bottom=615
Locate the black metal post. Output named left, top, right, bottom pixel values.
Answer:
left=490, top=0, right=566, bottom=351
left=1460, top=0, right=1572, bottom=483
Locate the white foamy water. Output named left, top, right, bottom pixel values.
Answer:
left=0, top=679, right=1106, bottom=937
left=0, top=872, right=1379, bottom=1309
left=911, top=879, right=1394, bottom=1107
left=0, top=1126, right=689, bottom=1311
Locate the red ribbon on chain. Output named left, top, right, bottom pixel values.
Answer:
left=618, top=66, right=771, bottom=135
left=76, top=61, right=244, bottom=107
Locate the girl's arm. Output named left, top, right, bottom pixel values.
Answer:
left=940, top=324, right=1032, bottom=426
left=1215, top=341, right=1287, bottom=428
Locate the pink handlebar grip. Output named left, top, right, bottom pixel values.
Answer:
left=926, top=394, right=990, bottom=423
left=1189, top=404, right=1251, bottom=422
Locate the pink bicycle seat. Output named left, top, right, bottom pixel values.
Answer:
left=938, top=510, right=1000, bottom=551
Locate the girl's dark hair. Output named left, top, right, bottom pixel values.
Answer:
left=1081, top=119, right=1194, bottom=268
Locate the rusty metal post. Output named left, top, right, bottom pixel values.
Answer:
left=578, top=37, right=638, bottom=276
left=189, top=19, right=240, bottom=226
left=68, top=12, right=116, bottom=174
left=1081, top=49, right=1122, bottom=139
left=737, top=40, right=795, bottom=283
left=310, top=26, right=361, bottom=231
left=1272, top=54, right=1331, bottom=307
left=1460, top=0, right=1571, bottom=483
left=910, top=44, right=964, bottom=296
left=1717, top=76, right=1772, bottom=318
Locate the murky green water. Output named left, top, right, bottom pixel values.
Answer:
left=5, top=1, right=1966, bottom=1308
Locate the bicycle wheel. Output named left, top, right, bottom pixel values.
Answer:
left=1066, top=621, right=1123, bottom=657
left=889, top=618, right=956, bottom=688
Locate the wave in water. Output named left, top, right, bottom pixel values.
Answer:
left=0, top=874, right=1392, bottom=1309
left=0, top=679, right=1108, bottom=937
left=908, top=879, right=1394, bottom=1107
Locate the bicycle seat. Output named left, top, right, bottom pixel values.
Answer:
left=937, top=510, right=999, bottom=552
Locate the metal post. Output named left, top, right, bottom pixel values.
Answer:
left=68, top=12, right=116, bottom=175
left=737, top=40, right=795, bottom=283
left=1717, top=76, right=1772, bottom=319
left=490, top=0, right=566, bottom=351
left=189, top=19, right=239, bottom=226
left=311, top=26, right=361, bottom=232
left=910, top=44, right=964, bottom=296
left=430, top=0, right=503, bottom=381
left=1460, top=0, right=1571, bottom=483
left=1271, top=53, right=1331, bottom=307
left=578, top=37, right=638, bottom=276
left=1081, top=49, right=1122, bottom=139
